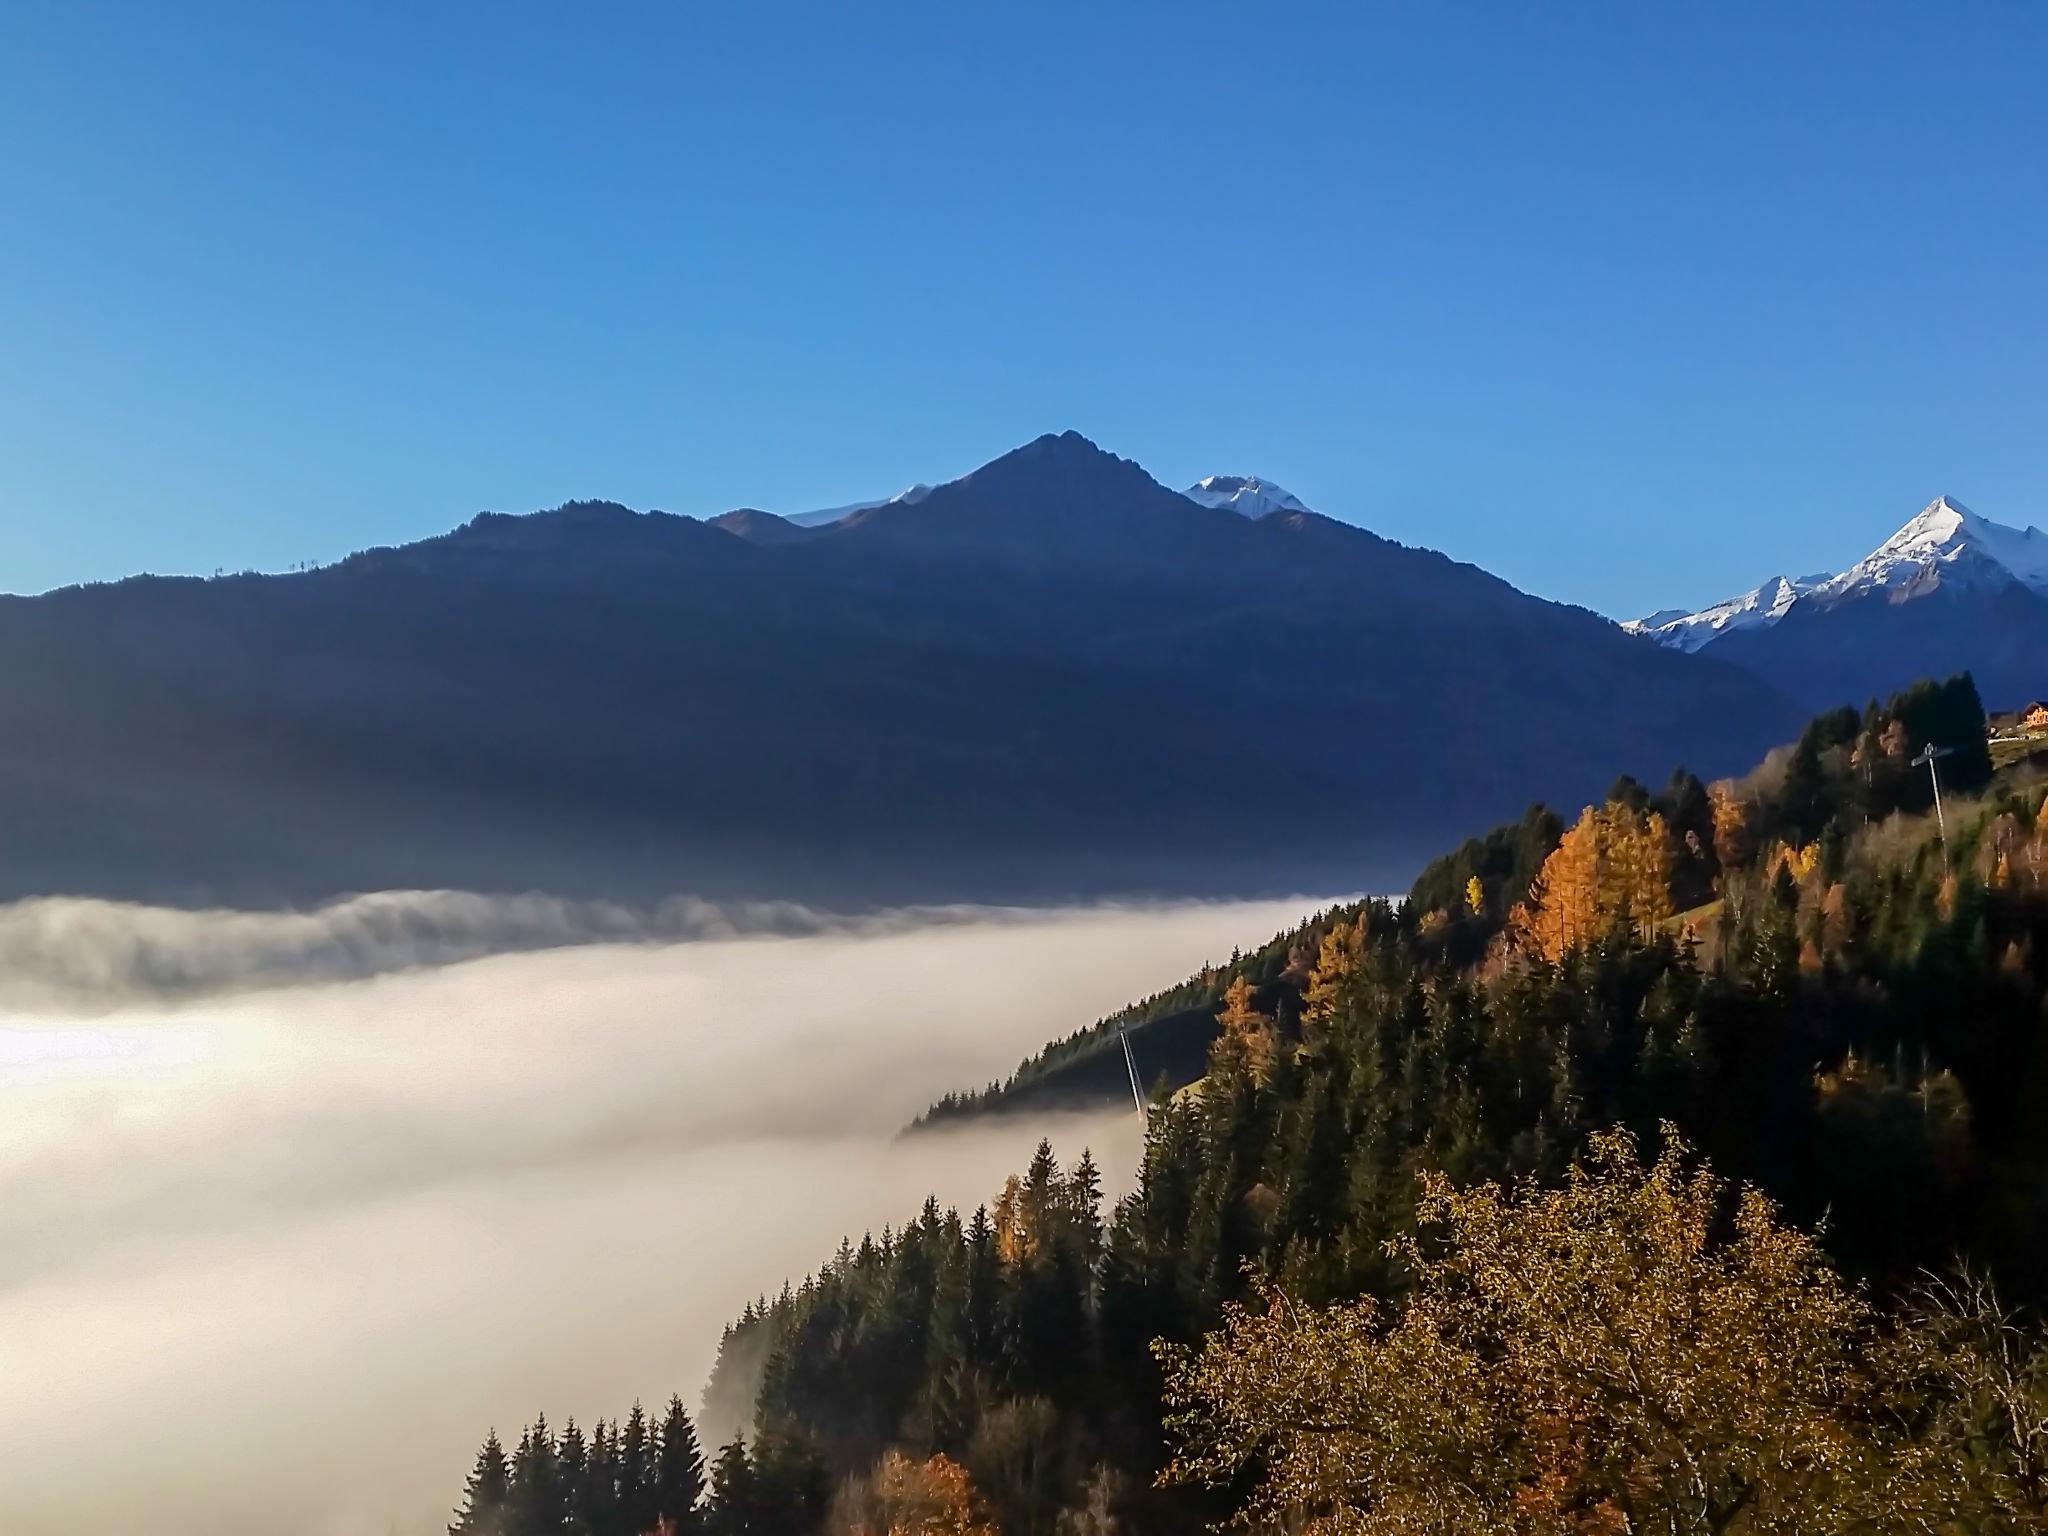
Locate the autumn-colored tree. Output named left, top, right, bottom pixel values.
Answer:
left=1158, top=1128, right=1907, bottom=1536
left=1615, top=808, right=1675, bottom=927
left=1301, top=918, right=1363, bottom=1037
left=839, top=1451, right=1000, bottom=1536
left=993, top=1174, right=1040, bottom=1266
left=1709, top=781, right=1755, bottom=874
left=1513, top=803, right=1674, bottom=961
left=1515, top=808, right=1601, bottom=959
left=1212, top=974, right=1277, bottom=1084
left=1464, top=875, right=1485, bottom=916
left=1767, top=840, right=1820, bottom=884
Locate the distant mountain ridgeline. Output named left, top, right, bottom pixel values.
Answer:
left=452, top=670, right=2048, bottom=1536
left=0, top=432, right=1799, bottom=907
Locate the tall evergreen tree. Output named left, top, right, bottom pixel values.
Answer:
left=654, top=1396, right=707, bottom=1531
left=618, top=1401, right=657, bottom=1536
left=508, top=1415, right=565, bottom=1536
left=450, top=1429, right=512, bottom=1536
left=558, top=1420, right=590, bottom=1534
left=704, top=1439, right=755, bottom=1536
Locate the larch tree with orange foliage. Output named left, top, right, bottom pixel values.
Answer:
left=1212, top=973, right=1278, bottom=1084
left=1709, top=781, right=1755, bottom=874
left=1513, top=803, right=1675, bottom=962
left=1301, top=917, right=1364, bottom=1039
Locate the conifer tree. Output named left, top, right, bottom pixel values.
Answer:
left=450, top=1430, right=512, bottom=1536
left=1068, top=1149, right=1104, bottom=1268
left=509, top=1415, right=564, bottom=1536
left=586, top=1420, right=620, bottom=1536
left=654, top=1396, right=707, bottom=1531
left=558, top=1420, right=589, bottom=1534
left=618, top=1401, right=656, bottom=1536
left=705, top=1439, right=754, bottom=1536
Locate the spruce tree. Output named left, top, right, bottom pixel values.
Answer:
left=558, top=1420, right=589, bottom=1534
left=450, top=1429, right=512, bottom=1536
left=585, top=1419, right=620, bottom=1536
left=618, top=1401, right=656, bottom=1536
left=508, top=1415, right=564, bottom=1536
left=705, top=1439, right=755, bottom=1536
left=654, top=1396, right=707, bottom=1530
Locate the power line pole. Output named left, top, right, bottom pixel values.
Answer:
left=1912, top=742, right=1955, bottom=870
left=1119, top=1025, right=1148, bottom=1125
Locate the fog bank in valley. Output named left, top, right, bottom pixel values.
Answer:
left=0, top=892, right=1331, bottom=1536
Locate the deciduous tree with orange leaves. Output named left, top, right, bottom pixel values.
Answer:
left=837, top=1451, right=1000, bottom=1536
left=1157, top=1129, right=1930, bottom=1536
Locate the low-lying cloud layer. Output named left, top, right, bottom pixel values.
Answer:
left=0, top=892, right=1329, bottom=1536
left=0, top=889, right=1121, bottom=1011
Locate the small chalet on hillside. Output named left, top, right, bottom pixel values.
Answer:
left=1990, top=701, right=2048, bottom=736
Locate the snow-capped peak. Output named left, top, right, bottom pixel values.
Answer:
left=1628, top=494, right=2048, bottom=653
left=1623, top=573, right=1827, bottom=653
left=1812, top=494, right=2048, bottom=602
left=1183, top=475, right=1313, bottom=519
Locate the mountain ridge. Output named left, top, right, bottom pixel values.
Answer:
left=0, top=431, right=1803, bottom=907
left=1627, top=494, right=2048, bottom=708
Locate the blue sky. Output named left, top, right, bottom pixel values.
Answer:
left=1, top=2, right=2042, bottom=615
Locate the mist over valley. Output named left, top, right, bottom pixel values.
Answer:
left=0, top=894, right=1325, bottom=1535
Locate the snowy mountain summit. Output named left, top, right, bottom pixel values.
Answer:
left=1628, top=495, right=2048, bottom=652
left=1815, top=495, right=2048, bottom=603
left=1183, top=475, right=1313, bottom=518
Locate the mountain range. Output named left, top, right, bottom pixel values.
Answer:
left=0, top=432, right=1803, bottom=907
left=1628, top=495, right=2048, bottom=710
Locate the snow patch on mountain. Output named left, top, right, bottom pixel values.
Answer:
left=1184, top=475, right=1313, bottom=518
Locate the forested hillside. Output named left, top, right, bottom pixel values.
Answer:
left=907, top=904, right=1369, bottom=1130
left=451, top=672, right=2048, bottom=1536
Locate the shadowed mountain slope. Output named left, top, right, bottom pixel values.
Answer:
left=0, top=434, right=1803, bottom=906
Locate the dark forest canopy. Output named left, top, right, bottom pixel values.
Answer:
left=454, top=672, right=2048, bottom=1536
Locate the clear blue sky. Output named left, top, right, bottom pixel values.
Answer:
left=2, top=2, right=2043, bottom=615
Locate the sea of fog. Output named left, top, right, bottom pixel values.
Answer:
left=0, top=891, right=1333, bottom=1536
